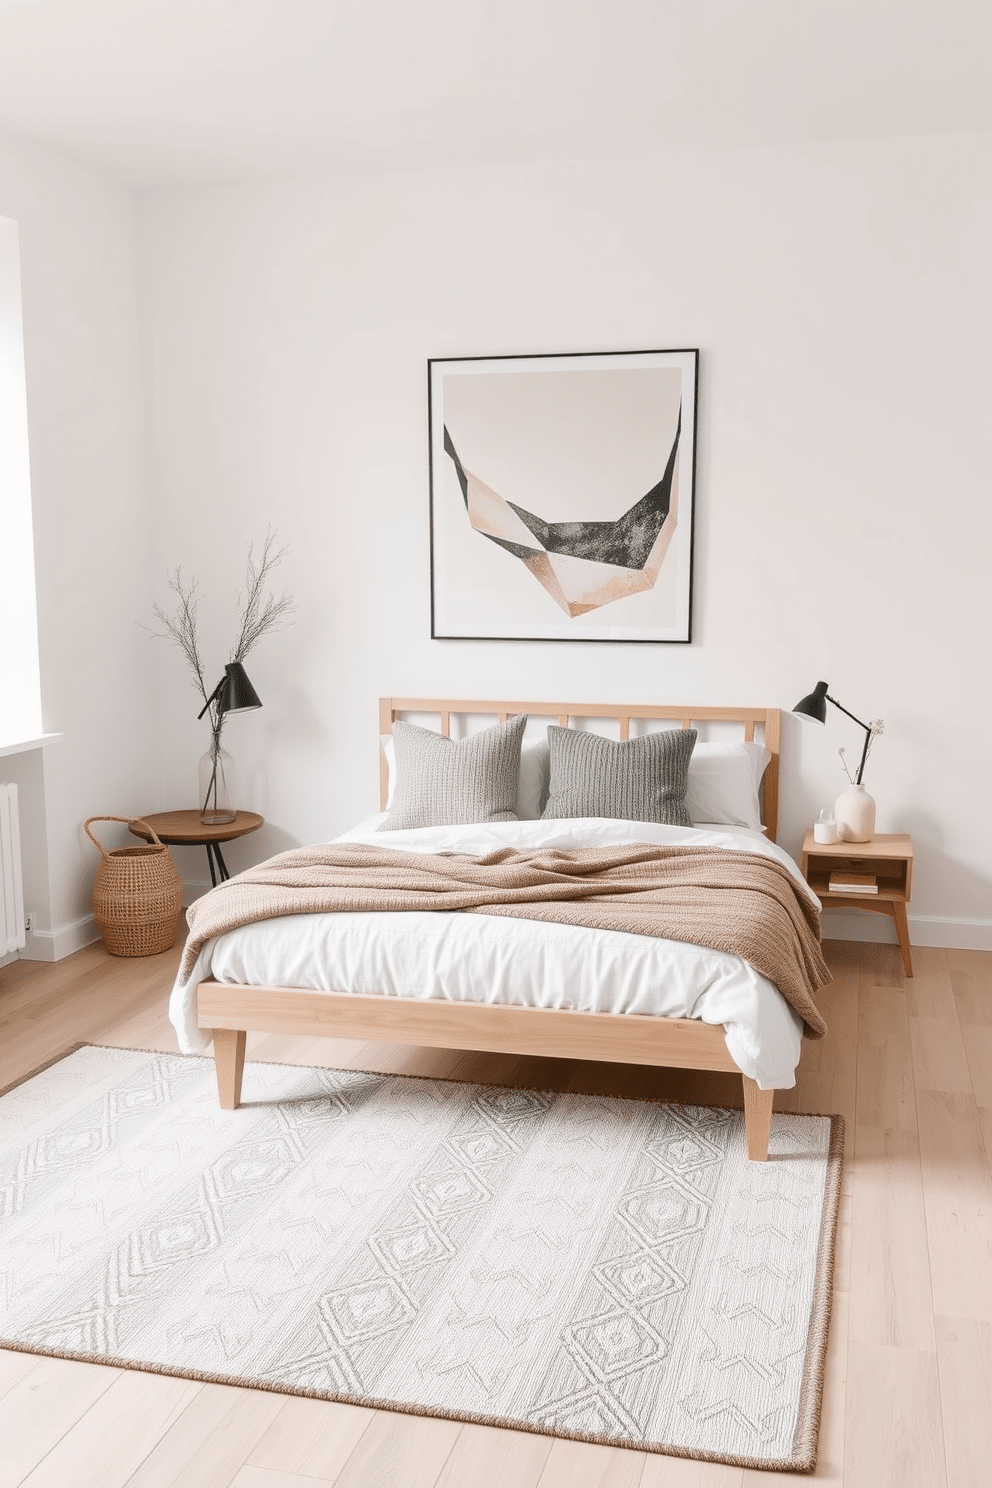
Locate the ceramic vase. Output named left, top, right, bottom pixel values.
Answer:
left=835, top=783, right=875, bottom=842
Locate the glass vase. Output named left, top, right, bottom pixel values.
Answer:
left=199, top=735, right=236, bottom=825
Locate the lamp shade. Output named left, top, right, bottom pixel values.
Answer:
left=218, top=661, right=262, bottom=715
left=793, top=680, right=829, bottom=725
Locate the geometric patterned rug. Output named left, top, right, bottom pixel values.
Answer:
left=0, top=1045, right=842, bottom=1473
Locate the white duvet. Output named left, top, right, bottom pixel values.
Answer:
left=169, top=815, right=820, bottom=1090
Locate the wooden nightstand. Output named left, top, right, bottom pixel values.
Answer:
left=800, top=830, right=914, bottom=978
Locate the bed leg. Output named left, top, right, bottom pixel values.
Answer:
left=742, top=1077, right=774, bottom=1161
left=213, top=1029, right=247, bottom=1110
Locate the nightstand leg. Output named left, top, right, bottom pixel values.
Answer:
left=892, top=900, right=914, bottom=978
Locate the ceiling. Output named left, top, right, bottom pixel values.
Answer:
left=0, top=0, right=989, bottom=188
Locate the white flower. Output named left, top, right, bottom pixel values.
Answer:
left=869, top=719, right=885, bottom=735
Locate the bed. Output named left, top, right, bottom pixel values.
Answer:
left=172, top=698, right=829, bottom=1162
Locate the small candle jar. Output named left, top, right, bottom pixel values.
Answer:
left=813, top=809, right=838, bottom=845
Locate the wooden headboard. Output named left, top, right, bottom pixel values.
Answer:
left=378, top=698, right=782, bottom=842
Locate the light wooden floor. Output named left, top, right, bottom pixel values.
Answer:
left=1, top=937, right=991, bottom=1487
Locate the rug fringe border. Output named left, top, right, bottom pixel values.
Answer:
left=0, top=1331, right=825, bottom=1474
left=1, top=1042, right=843, bottom=1474
left=788, top=1110, right=845, bottom=1473
left=0, top=1041, right=94, bottom=1098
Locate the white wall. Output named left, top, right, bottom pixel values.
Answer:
left=0, top=128, right=158, bottom=956
left=133, top=134, right=992, bottom=947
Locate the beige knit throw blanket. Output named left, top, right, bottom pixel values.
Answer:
left=181, top=842, right=831, bottom=1038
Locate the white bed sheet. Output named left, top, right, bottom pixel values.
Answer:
left=169, top=816, right=817, bottom=1090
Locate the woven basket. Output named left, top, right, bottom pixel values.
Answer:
left=84, top=816, right=184, bottom=957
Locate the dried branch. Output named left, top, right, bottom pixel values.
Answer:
left=148, top=533, right=294, bottom=733
left=230, top=531, right=295, bottom=663
left=150, top=568, right=209, bottom=706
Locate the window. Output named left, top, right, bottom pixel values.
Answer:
left=0, top=215, right=43, bottom=747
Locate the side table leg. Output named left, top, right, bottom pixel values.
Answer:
left=204, top=842, right=230, bottom=885
left=892, top=900, right=914, bottom=978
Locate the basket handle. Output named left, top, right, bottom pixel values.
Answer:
left=84, top=816, right=164, bottom=856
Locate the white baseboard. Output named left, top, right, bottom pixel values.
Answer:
left=909, top=915, right=992, bottom=951
left=821, top=909, right=992, bottom=952
left=20, top=914, right=101, bottom=962
left=0, top=949, right=18, bottom=969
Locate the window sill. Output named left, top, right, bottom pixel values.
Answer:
left=0, top=733, right=62, bottom=759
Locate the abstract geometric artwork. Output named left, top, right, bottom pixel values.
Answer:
left=429, top=350, right=698, bottom=642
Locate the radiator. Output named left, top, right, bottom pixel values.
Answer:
left=0, top=783, right=26, bottom=955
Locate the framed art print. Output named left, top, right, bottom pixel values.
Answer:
left=428, top=348, right=698, bottom=643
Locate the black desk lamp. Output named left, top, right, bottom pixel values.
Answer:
left=793, top=680, right=875, bottom=785
left=197, top=661, right=262, bottom=721
left=198, top=663, right=262, bottom=823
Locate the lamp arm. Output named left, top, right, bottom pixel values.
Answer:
left=824, top=693, right=871, bottom=732
left=826, top=693, right=872, bottom=785
left=196, top=677, right=225, bottom=722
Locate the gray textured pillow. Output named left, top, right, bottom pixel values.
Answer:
left=541, top=726, right=697, bottom=826
left=381, top=714, right=527, bottom=829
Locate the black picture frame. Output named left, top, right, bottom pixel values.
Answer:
left=428, top=348, right=698, bottom=643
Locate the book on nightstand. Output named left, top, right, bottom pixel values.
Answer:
left=828, top=870, right=878, bottom=894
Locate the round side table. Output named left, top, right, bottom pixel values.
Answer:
left=129, top=810, right=264, bottom=887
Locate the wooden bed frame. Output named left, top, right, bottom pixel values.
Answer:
left=199, top=698, right=785, bottom=1160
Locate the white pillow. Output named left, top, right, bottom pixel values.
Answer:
left=516, top=736, right=550, bottom=818
left=685, top=741, right=770, bottom=831
left=381, top=733, right=550, bottom=820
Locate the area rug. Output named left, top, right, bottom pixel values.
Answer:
left=0, top=1045, right=842, bottom=1473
